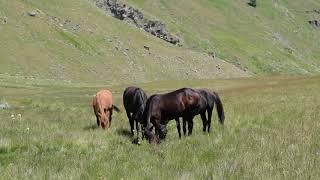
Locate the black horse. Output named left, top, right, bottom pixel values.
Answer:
left=123, top=87, right=148, bottom=145
left=142, top=88, right=202, bottom=143
left=181, top=89, right=225, bottom=135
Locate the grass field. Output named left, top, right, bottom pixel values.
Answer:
left=0, top=75, right=319, bottom=179
left=1, top=0, right=320, bottom=179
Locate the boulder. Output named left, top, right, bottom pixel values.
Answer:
left=309, top=20, right=320, bottom=28
left=95, top=0, right=181, bottom=45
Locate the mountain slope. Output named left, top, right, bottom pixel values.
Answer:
left=0, top=0, right=319, bottom=85
left=0, top=0, right=248, bottom=85
left=124, top=0, right=320, bottom=74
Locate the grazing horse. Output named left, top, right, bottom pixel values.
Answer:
left=92, top=90, right=120, bottom=129
left=123, top=87, right=148, bottom=144
left=181, top=89, right=225, bottom=135
left=142, top=88, right=202, bottom=143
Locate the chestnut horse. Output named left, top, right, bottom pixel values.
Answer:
left=181, top=89, right=225, bottom=135
left=142, top=88, right=202, bottom=143
left=123, top=87, right=148, bottom=144
left=92, top=90, right=120, bottom=129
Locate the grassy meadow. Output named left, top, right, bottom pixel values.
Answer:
left=0, top=75, right=319, bottom=179
left=1, top=0, right=320, bottom=179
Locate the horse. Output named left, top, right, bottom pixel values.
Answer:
left=142, top=88, right=202, bottom=143
left=92, top=90, right=120, bottom=129
left=181, top=89, right=225, bottom=135
left=123, top=87, right=148, bottom=144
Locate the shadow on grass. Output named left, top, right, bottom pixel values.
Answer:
left=83, top=124, right=99, bottom=130
left=116, top=128, right=132, bottom=138
left=116, top=128, right=146, bottom=145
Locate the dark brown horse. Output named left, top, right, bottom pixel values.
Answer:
left=92, top=90, right=120, bottom=129
left=142, top=88, right=202, bottom=143
left=123, top=87, right=148, bottom=145
left=181, top=89, right=225, bottom=135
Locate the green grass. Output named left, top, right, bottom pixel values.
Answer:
left=0, top=0, right=249, bottom=85
left=1, top=1, right=320, bottom=178
left=1, top=0, right=320, bottom=85
left=0, top=75, right=319, bottom=179
left=125, top=0, right=320, bottom=74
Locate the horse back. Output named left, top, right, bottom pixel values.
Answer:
left=123, top=87, right=147, bottom=111
left=94, top=90, right=113, bottom=110
left=159, top=88, right=201, bottom=117
left=198, top=89, right=215, bottom=107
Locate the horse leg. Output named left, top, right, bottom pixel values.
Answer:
left=187, top=117, right=194, bottom=136
left=200, top=112, right=207, bottom=132
left=141, top=123, right=145, bottom=140
left=182, top=117, right=187, bottom=136
left=207, top=108, right=213, bottom=133
left=154, top=122, right=162, bottom=143
left=96, top=115, right=100, bottom=127
left=175, top=118, right=181, bottom=139
left=135, top=120, right=141, bottom=145
left=128, top=112, right=134, bottom=136
left=108, top=109, right=113, bottom=128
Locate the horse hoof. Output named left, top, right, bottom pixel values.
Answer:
left=137, top=141, right=141, bottom=145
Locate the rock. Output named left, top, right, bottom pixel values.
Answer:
left=94, top=0, right=181, bottom=45
left=1, top=16, right=8, bottom=24
left=208, top=51, right=215, bottom=59
left=143, top=45, right=150, bottom=50
left=0, top=102, right=10, bottom=109
left=309, top=20, right=320, bottom=28
left=28, top=11, right=37, bottom=17
left=143, top=20, right=180, bottom=44
left=72, top=24, right=81, bottom=31
left=306, top=10, right=320, bottom=14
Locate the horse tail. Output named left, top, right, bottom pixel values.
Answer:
left=112, top=104, right=121, bottom=113
left=212, top=91, right=225, bottom=124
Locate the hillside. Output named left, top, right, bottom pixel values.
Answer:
left=0, top=0, right=319, bottom=85
left=123, top=0, right=320, bottom=74
left=0, top=0, right=248, bottom=85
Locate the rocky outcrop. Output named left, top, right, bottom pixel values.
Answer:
left=306, top=10, right=320, bottom=29
left=95, top=0, right=181, bottom=45
left=309, top=20, right=320, bottom=28
left=0, top=102, right=10, bottom=109
left=0, top=16, right=7, bottom=24
left=306, top=10, right=320, bottom=14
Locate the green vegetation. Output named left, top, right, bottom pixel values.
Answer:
left=1, top=0, right=320, bottom=178
left=0, top=76, right=319, bottom=179
left=125, top=0, right=320, bottom=74
left=0, top=0, right=248, bottom=85
left=1, top=0, right=320, bottom=85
